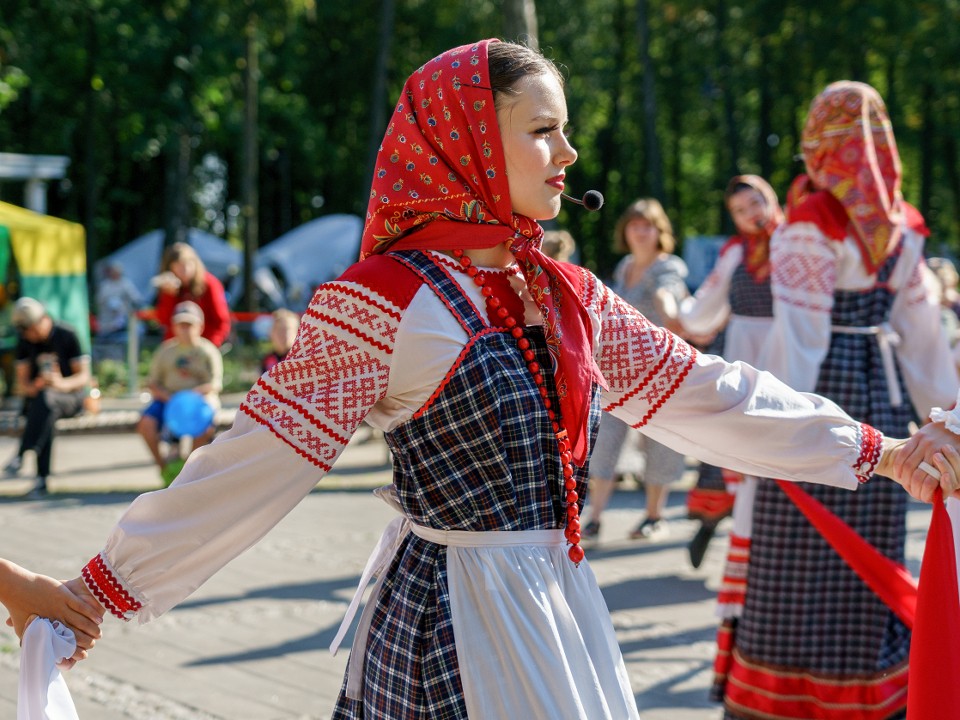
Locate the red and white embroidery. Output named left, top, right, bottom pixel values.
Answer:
left=904, top=258, right=930, bottom=307
left=854, top=423, right=884, bottom=483
left=595, top=281, right=697, bottom=426
left=770, top=225, right=837, bottom=312
left=241, top=280, right=403, bottom=470
left=82, top=552, right=143, bottom=621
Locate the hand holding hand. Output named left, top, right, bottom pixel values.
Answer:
left=1, top=567, right=104, bottom=668
left=885, top=422, right=960, bottom=501
left=932, top=445, right=960, bottom=499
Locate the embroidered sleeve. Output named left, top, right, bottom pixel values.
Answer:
left=756, top=223, right=838, bottom=392
left=592, top=277, right=697, bottom=427
left=578, top=270, right=878, bottom=492
left=890, top=240, right=960, bottom=416
left=769, top=222, right=837, bottom=313
left=240, top=280, right=400, bottom=471
left=82, top=270, right=415, bottom=623
left=854, top=423, right=884, bottom=483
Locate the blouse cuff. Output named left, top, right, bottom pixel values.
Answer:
left=929, top=388, right=960, bottom=435
left=854, top=423, right=884, bottom=483
left=81, top=552, right=143, bottom=621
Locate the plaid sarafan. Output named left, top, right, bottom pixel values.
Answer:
left=331, top=251, right=601, bottom=719
left=727, top=246, right=914, bottom=717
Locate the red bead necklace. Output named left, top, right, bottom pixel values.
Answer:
left=451, top=249, right=585, bottom=565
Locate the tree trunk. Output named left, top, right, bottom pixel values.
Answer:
left=242, top=15, right=260, bottom=313
left=363, top=0, right=396, bottom=212
left=758, top=41, right=773, bottom=181
left=637, top=0, right=664, bottom=202
left=919, top=83, right=933, bottom=222
left=163, top=131, right=190, bottom=249
left=715, top=0, right=740, bottom=193
left=503, top=0, right=538, bottom=48
left=82, top=8, right=99, bottom=282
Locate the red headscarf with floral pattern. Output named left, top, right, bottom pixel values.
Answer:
left=796, top=81, right=903, bottom=274
left=360, top=39, right=602, bottom=466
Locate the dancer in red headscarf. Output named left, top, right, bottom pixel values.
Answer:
left=714, top=82, right=959, bottom=720
left=9, top=45, right=958, bottom=720
left=680, top=175, right=785, bottom=570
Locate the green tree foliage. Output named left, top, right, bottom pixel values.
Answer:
left=2, top=0, right=960, bottom=283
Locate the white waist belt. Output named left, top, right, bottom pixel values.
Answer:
left=831, top=322, right=903, bottom=407
left=410, top=524, right=565, bottom=546
left=330, top=490, right=565, bottom=701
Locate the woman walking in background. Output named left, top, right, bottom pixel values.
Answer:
left=581, top=198, right=690, bottom=542
left=679, top=175, right=783, bottom=572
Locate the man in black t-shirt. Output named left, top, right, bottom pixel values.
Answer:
left=2, top=297, right=90, bottom=496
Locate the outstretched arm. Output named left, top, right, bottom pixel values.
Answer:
left=587, top=271, right=959, bottom=500
left=0, top=558, right=103, bottom=668
left=75, top=268, right=410, bottom=624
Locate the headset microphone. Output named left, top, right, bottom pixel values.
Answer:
left=560, top=190, right=604, bottom=212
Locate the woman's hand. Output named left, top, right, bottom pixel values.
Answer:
left=885, top=423, right=960, bottom=501
left=932, top=445, right=960, bottom=500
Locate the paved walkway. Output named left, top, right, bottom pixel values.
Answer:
left=0, top=401, right=934, bottom=719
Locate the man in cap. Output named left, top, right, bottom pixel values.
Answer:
left=137, top=300, right=222, bottom=482
left=3, top=297, right=90, bottom=496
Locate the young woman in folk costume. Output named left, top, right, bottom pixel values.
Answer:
left=32, top=44, right=957, bottom=720
left=714, top=82, right=959, bottom=720
left=678, top=176, right=783, bottom=575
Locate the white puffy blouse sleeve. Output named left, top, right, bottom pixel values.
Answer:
left=584, top=270, right=881, bottom=492
left=82, top=277, right=402, bottom=622
left=678, top=239, right=739, bottom=336
left=889, top=234, right=960, bottom=417
left=756, top=222, right=837, bottom=392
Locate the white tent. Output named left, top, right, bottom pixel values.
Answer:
left=95, top=228, right=243, bottom=303
left=236, top=214, right=362, bottom=313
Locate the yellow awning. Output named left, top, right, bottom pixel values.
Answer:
left=0, top=201, right=86, bottom=275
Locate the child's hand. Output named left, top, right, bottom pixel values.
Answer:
left=2, top=567, right=104, bottom=666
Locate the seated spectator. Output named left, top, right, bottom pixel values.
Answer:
left=0, top=284, right=17, bottom=403
left=2, top=298, right=90, bottom=496
left=95, top=262, right=143, bottom=342
left=153, top=243, right=231, bottom=347
left=261, top=308, right=301, bottom=373
left=136, top=301, right=223, bottom=478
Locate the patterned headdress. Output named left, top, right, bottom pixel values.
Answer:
left=798, top=81, right=903, bottom=274
left=360, top=39, right=602, bottom=466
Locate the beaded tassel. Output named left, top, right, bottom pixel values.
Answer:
left=452, top=250, right=585, bottom=564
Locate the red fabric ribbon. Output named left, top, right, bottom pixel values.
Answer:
left=776, top=479, right=918, bottom=627
left=907, top=490, right=960, bottom=718
left=357, top=39, right=602, bottom=465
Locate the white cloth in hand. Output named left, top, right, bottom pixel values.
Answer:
left=929, top=388, right=960, bottom=435
left=18, top=618, right=79, bottom=720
